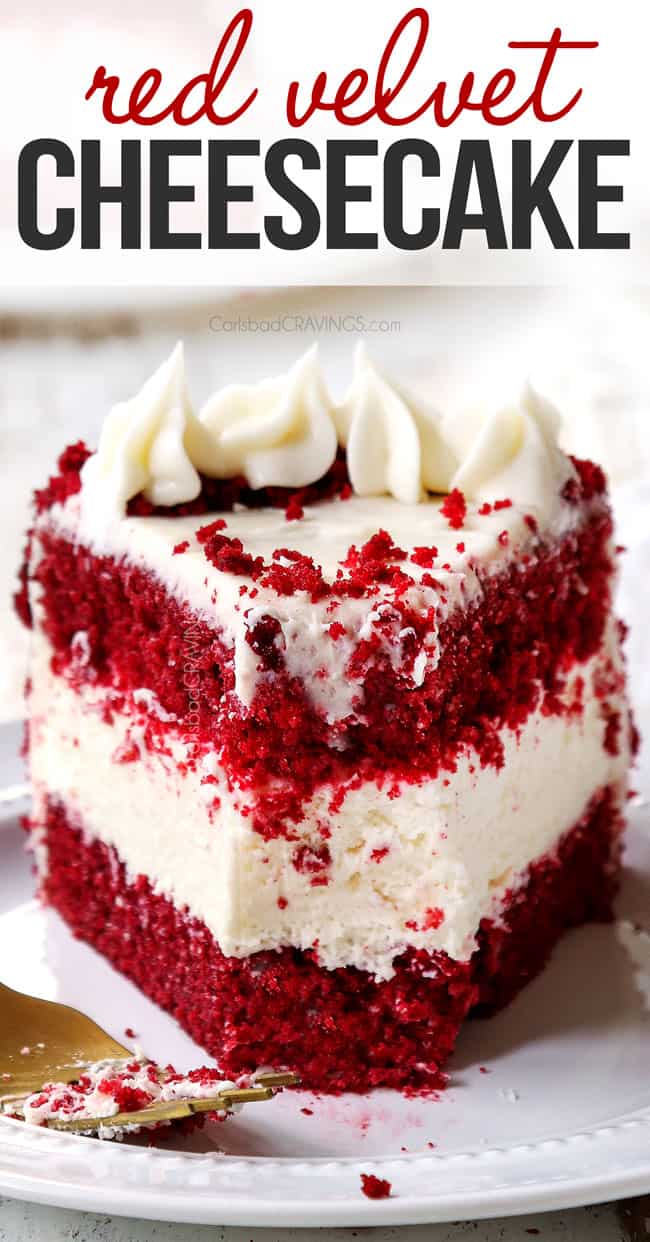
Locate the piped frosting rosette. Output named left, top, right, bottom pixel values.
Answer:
left=80, top=340, right=576, bottom=529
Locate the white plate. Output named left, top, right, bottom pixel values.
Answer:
left=1, top=765, right=650, bottom=1228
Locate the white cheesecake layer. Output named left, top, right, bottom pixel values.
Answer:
left=29, top=620, right=630, bottom=980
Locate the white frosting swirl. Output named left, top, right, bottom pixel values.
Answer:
left=446, top=385, right=575, bottom=516
left=80, top=342, right=205, bottom=529
left=334, top=344, right=457, bottom=504
left=78, top=342, right=575, bottom=524
left=195, top=345, right=337, bottom=490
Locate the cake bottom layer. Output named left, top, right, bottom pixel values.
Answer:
left=37, top=787, right=622, bottom=1092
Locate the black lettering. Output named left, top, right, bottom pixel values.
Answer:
left=512, top=140, right=573, bottom=249
left=442, top=141, right=506, bottom=249
left=264, top=140, right=320, bottom=250
left=18, top=139, right=74, bottom=251
left=81, top=140, right=141, bottom=249
left=578, top=140, right=630, bottom=249
left=150, top=141, right=201, bottom=249
left=326, top=140, right=378, bottom=249
left=208, top=140, right=260, bottom=249
left=384, top=139, right=440, bottom=249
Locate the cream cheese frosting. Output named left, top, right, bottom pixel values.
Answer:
left=333, top=343, right=458, bottom=503
left=77, top=343, right=577, bottom=528
left=79, top=343, right=206, bottom=533
left=448, top=385, right=575, bottom=519
left=195, top=344, right=337, bottom=489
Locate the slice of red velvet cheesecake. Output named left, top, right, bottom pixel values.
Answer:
left=15, top=343, right=634, bottom=1091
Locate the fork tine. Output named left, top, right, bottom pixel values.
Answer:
left=1, top=979, right=301, bottom=1135
left=41, top=1085, right=279, bottom=1134
left=45, top=1098, right=196, bottom=1132
left=255, top=1071, right=299, bottom=1088
left=192, top=1086, right=275, bottom=1110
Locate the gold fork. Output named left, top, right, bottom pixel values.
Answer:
left=0, top=981, right=297, bottom=1134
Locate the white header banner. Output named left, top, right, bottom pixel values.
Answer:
left=1, top=0, right=646, bottom=285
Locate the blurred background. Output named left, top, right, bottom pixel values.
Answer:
left=1, top=283, right=649, bottom=727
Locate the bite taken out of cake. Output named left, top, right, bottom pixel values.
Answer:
left=15, top=342, right=635, bottom=1092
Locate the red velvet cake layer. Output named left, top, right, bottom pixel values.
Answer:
left=24, top=497, right=617, bottom=842
left=38, top=787, right=621, bottom=1092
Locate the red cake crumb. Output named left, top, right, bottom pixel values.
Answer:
left=301, top=1107, right=314, bottom=1116
left=173, top=541, right=190, bottom=555
left=569, top=456, right=607, bottom=501
left=498, top=530, right=509, bottom=547
left=411, top=546, right=438, bottom=567
left=328, top=621, right=346, bottom=640
left=440, top=488, right=466, bottom=529
left=344, top=530, right=407, bottom=567
left=422, top=907, right=445, bottom=930
left=97, top=1079, right=153, bottom=1113
left=285, top=494, right=305, bottom=521
left=360, top=1174, right=392, bottom=1199
left=456, top=542, right=465, bottom=553
left=405, top=909, right=445, bottom=932
left=124, top=1027, right=137, bottom=1039
left=13, top=557, right=32, bottom=631
left=262, top=550, right=329, bottom=601
left=601, top=705, right=622, bottom=756
left=112, top=740, right=140, bottom=765
left=201, top=532, right=264, bottom=579
left=37, top=788, right=621, bottom=1091
left=277, top=896, right=288, bottom=910
left=292, top=843, right=331, bottom=877
left=370, top=847, right=390, bottom=863
left=196, top=519, right=228, bottom=541
left=13, top=441, right=92, bottom=630
left=34, top=441, right=92, bottom=514
left=493, top=498, right=512, bottom=511
left=478, top=502, right=493, bottom=516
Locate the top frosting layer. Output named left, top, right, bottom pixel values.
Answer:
left=79, top=341, right=577, bottom=531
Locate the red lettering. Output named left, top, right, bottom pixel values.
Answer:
left=173, top=10, right=258, bottom=125
left=374, top=8, right=430, bottom=124
left=129, top=71, right=164, bottom=124
left=287, top=7, right=431, bottom=127
left=480, top=69, right=517, bottom=121
left=287, top=71, right=329, bottom=127
left=87, top=13, right=597, bottom=134
left=287, top=68, right=373, bottom=127
left=510, top=29, right=598, bottom=122
left=84, top=9, right=257, bottom=127
left=333, top=69, right=371, bottom=120
left=430, top=74, right=476, bottom=128
left=85, top=66, right=126, bottom=123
